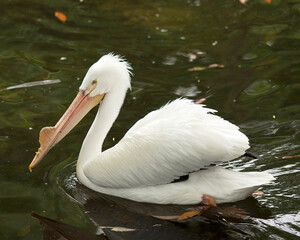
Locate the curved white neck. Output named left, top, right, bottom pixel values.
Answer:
left=77, top=84, right=127, bottom=171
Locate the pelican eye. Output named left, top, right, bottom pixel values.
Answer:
left=92, top=80, right=97, bottom=85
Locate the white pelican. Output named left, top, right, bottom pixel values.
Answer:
left=29, top=53, right=274, bottom=205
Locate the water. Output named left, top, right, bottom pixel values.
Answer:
left=0, top=0, right=299, bottom=239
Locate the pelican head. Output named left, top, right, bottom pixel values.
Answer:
left=29, top=53, right=132, bottom=170
left=80, top=53, right=132, bottom=96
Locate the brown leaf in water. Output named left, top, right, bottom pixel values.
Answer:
left=281, top=154, right=300, bottom=159
left=240, top=0, right=271, bottom=3
left=218, top=206, right=248, bottom=219
left=195, top=98, right=206, bottom=104
left=55, top=11, right=67, bottom=22
left=208, top=63, right=224, bottom=69
left=239, top=0, right=248, bottom=4
left=201, top=195, right=217, bottom=207
left=188, top=64, right=224, bottom=72
left=178, top=211, right=201, bottom=221
left=188, top=66, right=206, bottom=71
left=252, top=190, right=264, bottom=197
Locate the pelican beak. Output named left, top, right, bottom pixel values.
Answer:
left=29, top=86, right=104, bottom=171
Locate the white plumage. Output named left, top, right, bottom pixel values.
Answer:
left=30, top=53, right=275, bottom=205
left=83, top=99, right=249, bottom=189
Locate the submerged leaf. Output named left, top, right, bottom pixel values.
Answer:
left=250, top=24, right=288, bottom=35
left=218, top=206, right=249, bottom=219
left=17, top=225, right=30, bottom=237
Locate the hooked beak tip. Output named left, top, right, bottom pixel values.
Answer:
left=28, top=90, right=104, bottom=171
left=29, top=149, right=43, bottom=172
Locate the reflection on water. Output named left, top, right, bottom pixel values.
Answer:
left=53, top=162, right=274, bottom=240
left=0, top=0, right=299, bottom=239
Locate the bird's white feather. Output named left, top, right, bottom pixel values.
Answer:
left=71, top=53, right=275, bottom=205
left=81, top=166, right=274, bottom=205
left=83, top=99, right=250, bottom=189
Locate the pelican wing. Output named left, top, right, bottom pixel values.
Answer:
left=83, top=99, right=249, bottom=189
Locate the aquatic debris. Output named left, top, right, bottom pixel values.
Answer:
left=17, top=225, right=30, bottom=237
left=0, top=79, right=61, bottom=92
left=201, top=194, right=217, bottom=207
left=281, top=154, right=300, bottom=159
left=55, top=11, right=67, bottom=23
left=178, top=211, right=201, bottom=221
left=100, top=226, right=136, bottom=232
left=217, top=206, right=248, bottom=219
left=188, top=64, right=224, bottom=72
left=239, top=0, right=271, bottom=4
left=239, top=0, right=248, bottom=4
left=252, top=190, right=264, bottom=197
left=152, top=215, right=179, bottom=220
left=194, top=98, right=206, bottom=104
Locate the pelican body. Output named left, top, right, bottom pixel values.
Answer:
left=29, top=54, right=274, bottom=205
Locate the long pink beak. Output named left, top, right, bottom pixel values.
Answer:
left=29, top=90, right=104, bottom=171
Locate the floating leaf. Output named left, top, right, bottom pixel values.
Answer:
left=195, top=98, right=206, bottom=104
left=201, top=195, right=217, bottom=207
left=55, top=11, right=67, bottom=23
left=239, top=0, right=248, bottom=4
left=178, top=211, right=201, bottom=221
left=252, top=190, right=264, bottom=197
left=240, top=0, right=271, bottom=4
left=0, top=79, right=61, bottom=92
left=188, top=66, right=206, bottom=71
left=188, top=64, right=224, bottom=72
left=282, top=154, right=300, bottom=159
left=208, top=63, right=224, bottom=69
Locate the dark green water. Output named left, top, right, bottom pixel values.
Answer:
left=0, top=0, right=299, bottom=239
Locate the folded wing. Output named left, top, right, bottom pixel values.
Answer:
left=83, top=99, right=249, bottom=189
